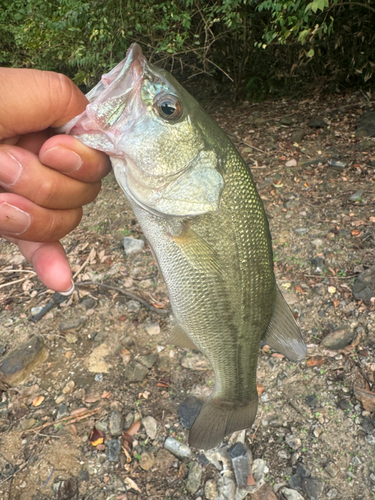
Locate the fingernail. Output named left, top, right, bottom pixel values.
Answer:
left=0, top=202, right=30, bottom=235
left=59, top=279, right=75, bottom=296
left=0, top=151, right=22, bottom=187
left=40, top=147, right=83, bottom=172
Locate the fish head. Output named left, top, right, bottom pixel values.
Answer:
left=62, top=43, right=225, bottom=217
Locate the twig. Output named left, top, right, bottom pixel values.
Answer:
left=75, top=281, right=169, bottom=314
left=0, top=277, right=29, bottom=289
left=241, top=141, right=265, bottom=154
left=25, top=407, right=102, bottom=434
left=0, top=269, right=36, bottom=275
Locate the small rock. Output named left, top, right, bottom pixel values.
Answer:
left=55, top=394, right=65, bottom=404
left=145, top=322, right=161, bottom=336
left=302, top=478, right=324, bottom=500
left=216, top=475, right=236, bottom=499
left=60, top=316, right=86, bottom=332
left=293, top=228, right=309, bottom=235
left=228, top=442, right=252, bottom=489
left=88, top=343, right=111, bottom=373
left=338, top=399, right=351, bottom=411
left=280, top=116, right=295, bottom=126
left=285, top=435, right=301, bottom=450
left=139, top=451, right=155, bottom=471
left=123, top=237, right=144, bottom=254
left=362, top=416, right=374, bottom=433
left=296, top=463, right=311, bottom=479
left=285, top=159, right=297, bottom=167
left=352, top=265, right=375, bottom=301
left=365, top=434, right=375, bottom=445
left=278, top=449, right=291, bottom=459
left=322, top=326, right=355, bottom=350
left=355, top=112, right=375, bottom=137
left=30, top=306, right=43, bottom=317
left=351, top=456, right=361, bottom=466
left=204, top=479, right=218, bottom=500
left=252, top=458, right=266, bottom=482
left=154, top=449, right=176, bottom=472
left=181, top=352, right=211, bottom=370
left=291, top=130, right=306, bottom=143
left=178, top=397, right=203, bottom=429
left=124, top=360, right=149, bottom=382
left=107, top=439, right=121, bottom=462
left=138, top=353, right=157, bottom=368
left=311, top=238, right=324, bottom=248
left=324, top=462, right=338, bottom=478
left=142, top=415, right=157, bottom=440
left=126, top=300, right=141, bottom=312
left=250, top=484, right=278, bottom=500
left=95, top=421, right=108, bottom=432
left=282, top=488, right=304, bottom=500
left=326, top=489, right=338, bottom=499
left=164, top=436, right=192, bottom=460
left=349, top=190, right=363, bottom=202
left=62, top=380, right=75, bottom=394
left=288, top=475, right=302, bottom=489
left=81, top=297, right=97, bottom=310
left=124, top=412, right=134, bottom=429
left=53, top=478, right=79, bottom=500
left=20, top=418, right=36, bottom=431
left=327, top=159, right=347, bottom=169
left=65, top=333, right=78, bottom=344
left=109, top=410, right=123, bottom=436
left=56, top=404, right=69, bottom=420
left=0, top=336, right=48, bottom=386
left=186, top=462, right=203, bottom=494
left=308, top=117, right=326, bottom=128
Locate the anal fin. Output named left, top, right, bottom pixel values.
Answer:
left=263, top=286, right=307, bottom=361
left=167, top=323, right=199, bottom=351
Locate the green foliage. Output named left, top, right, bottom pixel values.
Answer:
left=0, top=0, right=374, bottom=96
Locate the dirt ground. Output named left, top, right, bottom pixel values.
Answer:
left=0, top=88, right=374, bottom=500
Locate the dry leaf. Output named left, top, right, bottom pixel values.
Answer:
left=70, top=407, right=88, bottom=417
left=271, top=353, right=284, bottom=359
left=32, top=395, right=45, bottom=407
left=127, top=419, right=141, bottom=436
left=256, top=383, right=265, bottom=396
left=90, top=428, right=105, bottom=447
left=306, top=357, right=325, bottom=367
left=333, top=299, right=340, bottom=308
left=354, top=386, right=375, bottom=412
left=351, top=229, right=361, bottom=236
left=101, top=391, right=113, bottom=399
left=125, top=477, right=141, bottom=493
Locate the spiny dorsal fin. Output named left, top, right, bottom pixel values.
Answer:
left=167, top=323, right=199, bottom=351
left=263, top=286, right=307, bottom=361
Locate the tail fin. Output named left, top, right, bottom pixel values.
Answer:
left=188, top=395, right=258, bottom=450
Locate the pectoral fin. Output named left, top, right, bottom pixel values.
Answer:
left=263, top=287, right=307, bottom=361
left=167, top=323, right=199, bottom=350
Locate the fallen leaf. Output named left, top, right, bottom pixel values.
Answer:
left=351, top=229, right=361, bottom=236
left=90, top=428, right=105, bottom=447
left=125, top=477, right=141, bottom=493
left=101, top=391, right=112, bottom=399
left=306, top=357, right=325, bottom=367
left=32, top=395, right=45, bottom=407
left=70, top=424, right=78, bottom=436
left=370, top=217, right=375, bottom=223
left=70, top=407, right=88, bottom=417
left=127, top=419, right=141, bottom=436
left=256, top=383, right=265, bottom=396
left=271, top=353, right=284, bottom=359
left=295, top=285, right=304, bottom=293
left=333, top=299, right=340, bottom=308
left=354, top=386, right=375, bottom=412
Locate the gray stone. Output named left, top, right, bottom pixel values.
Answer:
left=107, top=439, right=121, bottom=462
left=204, top=479, right=218, bottom=500
left=142, top=415, right=157, bottom=440
left=293, top=228, right=309, bottom=235
left=322, top=326, right=355, bottom=350
left=279, top=116, right=295, bottom=126
left=252, top=458, right=266, bottom=483
left=311, top=238, right=324, bottom=248
left=138, top=353, right=157, bottom=368
left=228, top=442, right=252, bottom=489
left=296, top=463, right=311, bottom=479
left=124, top=360, right=149, bottom=382
left=285, top=435, right=301, bottom=450
left=30, top=306, right=43, bottom=317
left=60, top=316, right=86, bottom=331
left=81, top=296, right=97, bottom=310
left=353, top=265, right=375, bottom=301
left=291, top=130, right=306, bottom=143
left=145, top=322, right=160, bottom=336
left=327, top=159, right=347, bottom=169
left=139, top=451, right=155, bottom=471
left=278, top=449, right=291, bottom=459
left=349, top=190, right=363, bottom=201
left=20, top=418, right=36, bottom=431
left=308, top=117, right=326, bottom=128
left=301, top=159, right=322, bottom=167
left=288, top=475, right=302, bottom=489
left=326, top=489, right=338, bottom=499
left=351, top=456, right=361, bottom=466
left=154, top=449, right=177, bottom=472
left=164, top=436, right=192, bottom=459
left=126, top=300, right=141, bottom=312
left=109, top=410, right=123, bottom=436
left=282, top=488, right=304, bottom=500
left=56, top=403, right=69, bottom=420
left=186, top=462, right=202, bottom=494
left=179, top=397, right=203, bottom=429
left=302, top=478, right=324, bottom=500
left=216, top=475, right=236, bottom=499
left=95, top=420, right=108, bottom=432
left=324, top=462, right=338, bottom=478
left=123, top=237, right=144, bottom=254
left=0, top=336, right=48, bottom=386
left=356, top=112, right=375, bottom=137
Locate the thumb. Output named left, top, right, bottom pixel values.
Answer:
left=0, top=68, right=88, bottom=140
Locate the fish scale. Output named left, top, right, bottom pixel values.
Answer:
left=61, top=43, right=307, bottom=450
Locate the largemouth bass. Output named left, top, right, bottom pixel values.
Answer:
left=62, top=44, right=306, bottom=450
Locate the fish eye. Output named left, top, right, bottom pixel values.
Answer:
left=154, top=94, right=183, bottom=121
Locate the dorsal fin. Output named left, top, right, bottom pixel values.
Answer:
left=263, top=287, right=307, bottom=361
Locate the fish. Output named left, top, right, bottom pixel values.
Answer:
left=61, top=43, right=307, bottom=450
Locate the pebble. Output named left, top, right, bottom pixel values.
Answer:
left=178, top=396, right=203, bottom=429
left=338, top=399, right=351, bottom=411
left=322, top=326, right=355, bottom=350
left=351, top=456, right=361, bottom=466
left=0, top=335, right=48, bottom=386
left=324, top=462, right=338, bottom=478
left=288, top=475, right=302, bottom=489
left=311, top=238, right=324, bottom=248
left=302, top=478, right=324, bottom=500
left=142, top=416, right=157, bottom=440
left=285, top=435, right=301, bottom=450
left=138, top=353, right=157, bottom=368
left=285, top=159, right=297, bottom=167
left=282, top=488, right=304, bottom=500
left=326, top=489, right=338, bottom=499
left=145, top=322, right=161, bottom=336
left=124, top=412, right=134, bottom=429
left=293, top=228, right=309, bottom=235
left=124, top=360, right=149, bottom=381
left=228, top=442, right=252, bottom=489
left=126, top=300, right=141, bottom=312
left=308, top=117, right=326, bottom=128
left=352, top=265, right=375, bottom=301
left=59, top=316, right=86, bottom=331
left=139, top=451, right=155, bottom=471
left=123, top=237, right=144, bottom=254
left=53, top=478, right=79, bottom=500
left=204, top=479, right=218, bottom=500
left=349, top=190, right=363, bottom=201
left=62, top=380, right=75, bottom=394
left=95, top=421, right=108, bottom=433
left=107, top=439, right=121, bottom=462
left=88, top=343, right=111, bottom=373
left=109, top=410, right=123, bottom=436
left=252, top=458, right=266, bottom=482
left=65, top=333, right=78, bottom=344
left=296, top=463, right=311, bottom=479
left=278, top=449, right=291, bottom=459
left=164, top=436, right=192, bottom=459
left=216, top=475, right=236, bottom=499
left=365, top=434, right=375, bottom=445
left=154, top=449, right=176, bottom=472
left=186, top=462, right=203, bottom=494
left=56, top=403, right=69, bottom=420
left=20, top=418, right=36, bottom=431
left=30, top=306, right=43, bottom=317
left=55, top=394, right=65, bottom=404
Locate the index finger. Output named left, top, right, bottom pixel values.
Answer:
left=0, top=68, right=88, bottom=139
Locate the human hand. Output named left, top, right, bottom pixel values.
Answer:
left=0, top=68, right=111, bottom=292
